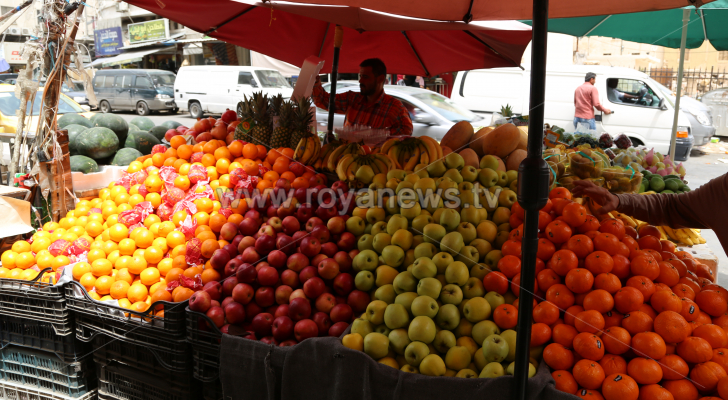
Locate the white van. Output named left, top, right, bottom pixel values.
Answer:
left=175, top=66, right=294, bottom=118
left=451, top=65, right=693, bottom=156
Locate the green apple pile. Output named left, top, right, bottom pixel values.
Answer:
left=339, top=152, right=541, bottom=377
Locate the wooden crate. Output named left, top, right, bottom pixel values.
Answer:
left=40, top=131, right=74, bottom=222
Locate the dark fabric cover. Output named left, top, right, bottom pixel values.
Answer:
left=219, top=334, right=577, bottom=400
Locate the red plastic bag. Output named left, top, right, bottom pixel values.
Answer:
left=186, top=238, right=203, bottom=266
left=188, top=164, right=208, bottom=184
left=48, top=239, right=71, bottom=256
left=151, top=144, right=167, bottom=154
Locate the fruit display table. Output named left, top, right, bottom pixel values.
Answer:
left=218, top=334, right=569, bottom=400
left=676, top=243, right=720, bottom=283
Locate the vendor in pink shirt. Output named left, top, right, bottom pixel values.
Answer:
left=574, top=72, right=612, bottom=130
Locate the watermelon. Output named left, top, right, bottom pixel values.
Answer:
left=66, top=124, right=89, bottom=155
left=161, top=121, right=182, bottom=130
left=148, top=126, right=168, bottom=141
left=130, top=116, right=155, bottom=131
left=94, top=114, right=129, bottom=145
left=74, top=127, right=119, bottom=159
left=70, top=155, right=99, bottom=174
left=124, top=131, right=160, bottom=155
left=90, top=113, right=103, bottom=124
left=128, top=123, right=142, bottom=132
left=112, top=148, right=143, bottom=166
left=58, top=113, right=92, bottom=129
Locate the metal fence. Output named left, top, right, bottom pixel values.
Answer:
left=638, top=67, right=728, bottom=99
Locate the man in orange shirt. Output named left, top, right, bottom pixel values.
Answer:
left=313, top=58, right=413, bottom=137
left=574, top=72, right=611, bottom=130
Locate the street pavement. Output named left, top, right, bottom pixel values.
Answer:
left=94, top=111, right=728, bottom=282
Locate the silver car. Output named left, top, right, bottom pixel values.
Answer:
left=654, top=81, right=715, bottom=147
left=315, top=85, right=484, bottom=141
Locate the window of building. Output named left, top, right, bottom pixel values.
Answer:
left=632, top=53, right=641, bottom=55
left=603, top=53, right=611, bottom=56
left=1, top=6, right=14, bottom=15
left=720, top=51, right=728, bottom=61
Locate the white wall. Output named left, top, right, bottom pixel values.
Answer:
left=521, top=33, right=575, bottom=67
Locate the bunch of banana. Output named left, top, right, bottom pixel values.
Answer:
left=293, top=134, right=321, bottom=166
left=335, top=153, right=394, bottom=184
left=322, top=142, right=365, bottom=172
left=313, top=140, right=343, bottom=170
left=658, top=226, right=706, bottom=246
left=380, top=136, right=442, bottom=171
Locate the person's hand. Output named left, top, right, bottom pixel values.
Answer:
left=604, top=109, right=612, bottom=115
left=571, top=180, right=619, bottom=214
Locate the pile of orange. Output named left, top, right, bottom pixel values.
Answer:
left=510, top=188, right=728, bottom=400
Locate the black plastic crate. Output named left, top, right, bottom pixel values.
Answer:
left=0, top=380, right=98, bottom=400
left=96, top=360, right=199, bottom=400
left=64, top=281, right=188, bottom=341
left=0, top=314, right=91, bottom=364
left=185, top=308, right=221, bottom=382
left=0, top=269, right=72, bottom=335
left=90, top=333, right=190, bottom=377
left=0, top=346, right=96, bottom=398
left=202, top=380, right=223, bottom=400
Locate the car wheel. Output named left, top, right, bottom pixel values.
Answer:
left=136, top=102, right=150, bottom=116
left=629, top=137, right=644, bottom=147
left=170, top=108, right=178, bottom=114
left=189, top=101, right=203, bottom=119
left=99, top=100, right=111, bottom=113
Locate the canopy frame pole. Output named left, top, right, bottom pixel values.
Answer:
left=205, top=6, right=255, bottom=35
left=463, top=31, right=524, bottom=70
left=514, top=0, right=551, bottom=398
left=583, top=15, right=611, bottom=36
left=326, top=25, right=343, bottom=144
left=401, top=31, right=429, bottom=76
left=670, top=8, right=690, bottom=159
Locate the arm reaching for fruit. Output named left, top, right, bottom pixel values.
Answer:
left=573, top=176, right=728, bottom=249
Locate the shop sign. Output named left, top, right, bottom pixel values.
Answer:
left=128, top=19, right=169, bottom=44
left=3, top=42, right=26, bottom=64
left=94, top=27, right=122, bottom=57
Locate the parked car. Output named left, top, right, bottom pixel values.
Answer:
left=651, top=81, right=714, bottom=147
left=450, top=65, right=694, bottom=160
left=61, top=81, right=89, bottom=107
left=0, top=73, right=18, bottom=84
left=321, top=80, right=358, bottom=93
left=92, top=69, right=177, bottom=116
left=175, top=66, right=293, bottom=118
left=315, top=85, right=485, bottom=142
left=701, top=88, right=728, bottom=138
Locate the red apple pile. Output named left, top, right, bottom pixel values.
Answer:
left=188, top=191, right=366, bottom=346
left=165, top=108, right=240, bottom=144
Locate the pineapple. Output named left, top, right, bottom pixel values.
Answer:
left=269, top=94, right=284, bottom=117
left=499, top=104, right=513, bottom=118
left=270, top=100, right=293, bottom=149
left=289, top=96, right=313, bottom=149
left=234, top=97, right=253, bottom=142
left=249, top=92, right=271, bottom=146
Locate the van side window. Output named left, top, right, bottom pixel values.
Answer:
left=606, top=78, right=661, bottom=108
left=122, top=76, right=133, bottom=89
left=102, top=76, right=114, bottom=88
left=135, top=76, right=152, bottom=88
left=238, top=72, right=253, bottom=85
left=114, top=76, right=123, bottom=87
left=93, top=75, right=103, bottom=87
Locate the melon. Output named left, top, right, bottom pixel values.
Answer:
left=440, top=121, right=474, bottom=152
left=70, top=155, right=99, bottom=174
left=517, top=127, right=528, bottom=151
left=66, top=124, right=89, bottom=156
left=58, top=113, right=92, bottom=129
left=124, top=131, right=161, bottom=155
left=458, top=149, right=479, bottom=169
left=469, top=127, right=493, bottom=157
left=481, top=123, right=520, bottom=158
left=94, top=114, right=129, bottom=146
left=506, top=149, right=527, bottom=171
left=161, top=121, right=183, bottom=130
left=112, top=148, right=144, bottom=166
left=130, top=116, right=155, bottom=131
left=148, top=126, right=168, bottom=141
left=74, top=127, right=119, bottom=160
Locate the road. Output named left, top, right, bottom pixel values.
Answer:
left=95, top=111, right=728, bottom=281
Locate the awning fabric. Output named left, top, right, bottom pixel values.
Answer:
left=87, top=48, right=163, bottom=67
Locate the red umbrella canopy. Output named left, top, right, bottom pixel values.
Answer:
left=121, top=0, right=532, bottom=76
left=272, top=0, right=717, bottom=21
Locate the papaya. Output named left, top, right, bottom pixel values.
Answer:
left=481, top=123, right=521, bottom=158
left=440, top=121, right=474, bottom=152
left=458, top=149, right=479, bottom=169
left=469, top=127, right=493, bottom=157
left=506, top=149, right=527, bottom=171
left=517, top=127, right=528, bottom=151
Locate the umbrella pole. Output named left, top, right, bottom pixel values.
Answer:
left=669, top=8, right=690, bottom=159
left=326, top=25, right=343, bottom=144
left=514, top=0, right=551, bottom=398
